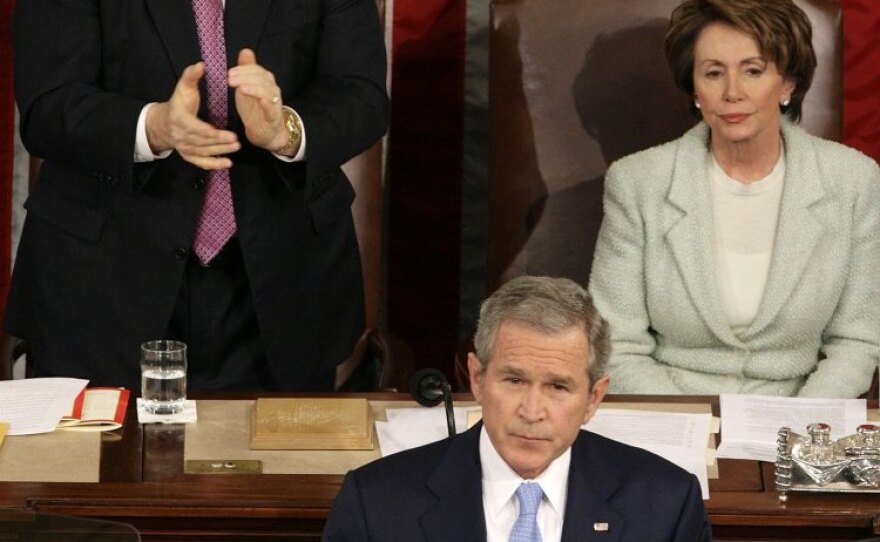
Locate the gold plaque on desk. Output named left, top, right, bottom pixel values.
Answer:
left=250, top=398, right=374, bottom=450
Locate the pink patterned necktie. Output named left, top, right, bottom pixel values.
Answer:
left=191, top=0, right=236, bottom=264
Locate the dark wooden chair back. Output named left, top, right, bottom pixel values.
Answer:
left=335, top=0, right=415, bottom=391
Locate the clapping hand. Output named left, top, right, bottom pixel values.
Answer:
left=146, top=62, right=240, bottom=170
left=228, top=48, right=290, bottom=153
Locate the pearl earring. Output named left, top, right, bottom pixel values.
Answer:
left=694, top=100, right=701, bottom=110
left=781, top=98, right=791, bottom=107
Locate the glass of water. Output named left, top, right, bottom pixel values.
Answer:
left=140, top=340, right=187, bottom=415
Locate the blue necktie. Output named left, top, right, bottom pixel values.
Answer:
left=509, top=482, right=543, bottom=542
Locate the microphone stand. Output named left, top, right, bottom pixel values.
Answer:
left=409, top=368, right=457, bottom=438
left=440, top=379, right=455, bottom=438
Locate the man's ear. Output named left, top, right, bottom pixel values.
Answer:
left=468, top=353, right=484, bottom=402
left=582, top=375, right=610, bottom=424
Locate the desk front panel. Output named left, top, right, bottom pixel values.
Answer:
left=0, top=394, right=878, bottom=541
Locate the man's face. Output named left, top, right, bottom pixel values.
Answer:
left=469, top=321, right=609, bottom=479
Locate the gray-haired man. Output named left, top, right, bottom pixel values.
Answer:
left=324, top=276, right=711, bottom=542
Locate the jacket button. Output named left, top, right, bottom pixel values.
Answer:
left=173, top=246, right=188, bottom=260
left=192, top=177, right=206, bottom=191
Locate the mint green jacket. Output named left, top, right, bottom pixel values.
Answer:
left=589, top=121, right=880, bottom=398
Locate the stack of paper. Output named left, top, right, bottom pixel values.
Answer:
left=585, top=409, right=713, bottom=499
left=375, top=405, right=713, bottom=499
left=0, top=378, right=88, bottom=435
left=715, top=394, right=867, bottom=463
left=375, top=405, right=481, bottom=457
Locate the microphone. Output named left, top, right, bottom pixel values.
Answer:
left=409, top=368, right=456, bottom=438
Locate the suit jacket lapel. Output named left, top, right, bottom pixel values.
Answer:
left=146, top=0, right=202, bottom=78
left=665, top=123, right=744, bottom=347
left=420, top=424, right=487, bottom=542
left=744, top=122, right=825, bottom=336
left=561, top=432, right=624, bottom=542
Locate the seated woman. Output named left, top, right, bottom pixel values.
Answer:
left=588, top=0, right=880, bottom=397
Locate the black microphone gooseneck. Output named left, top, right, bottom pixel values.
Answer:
left=409, top=368, right=456, bottom=438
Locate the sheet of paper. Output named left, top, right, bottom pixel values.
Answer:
left=377, top=406, right=712, bottom=499
left=0, top=378, right=88, bottom=435
left=80, top=389, right=125, bottom=421
left=377, top=406, right=481, bottom=456
left=585, top=409, right=712, bottom=450
left=584, top=409, right=712, bottom=499
left=715, top=394, right=867, bottom=462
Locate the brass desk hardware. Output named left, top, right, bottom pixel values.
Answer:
left=184, top=459, right=263, bottom=474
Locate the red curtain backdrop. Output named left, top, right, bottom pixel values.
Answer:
left=0, top=0, right=14, bottom=318
left=841, top=0, right=880, bottom=159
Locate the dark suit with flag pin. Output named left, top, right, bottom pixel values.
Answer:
left=323, top=277, right=711, bottom=541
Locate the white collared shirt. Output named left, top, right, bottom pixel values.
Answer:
left=479, top=427, right=571, bottom=542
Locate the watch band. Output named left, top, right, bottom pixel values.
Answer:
left=275, top=106, right=302, bottom=156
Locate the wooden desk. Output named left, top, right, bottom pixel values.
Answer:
left=1, top=393, right=879, bottom=541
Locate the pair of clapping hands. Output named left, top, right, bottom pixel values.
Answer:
left=146, top=48, right=290, bottom=170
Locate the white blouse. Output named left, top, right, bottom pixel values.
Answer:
left=709, top=150, right=785, bottom=335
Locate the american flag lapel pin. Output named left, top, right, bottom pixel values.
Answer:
left=593, top=522, right=609, bottom=532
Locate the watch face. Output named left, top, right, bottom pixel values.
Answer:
left=276, top=109, right=301, bottom=154
left=285, top=110, right=300, bottom=137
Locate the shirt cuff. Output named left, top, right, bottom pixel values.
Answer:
left=134, top=103, right=173, bottom=162
left=272, top=106, right=307, bottom=162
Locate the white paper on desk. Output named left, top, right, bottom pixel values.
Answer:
left=715, top=394, right=867, bottom=462
left=377, top=406, right=482, bottom=457
left=0, top=377, right=88, bottom=435
left=584, top=409, right=712, bottom=499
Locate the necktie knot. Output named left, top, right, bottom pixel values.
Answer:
left=516, top=482, right=543, bottom=516
left=510, top=483, right=543, bottom=542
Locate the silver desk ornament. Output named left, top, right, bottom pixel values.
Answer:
left=776, top=423, right=880, bottom=502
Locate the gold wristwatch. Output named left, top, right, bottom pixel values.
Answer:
left=275, top=106, right=302, bottom=156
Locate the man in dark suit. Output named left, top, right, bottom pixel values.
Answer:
left=323, top=276, right=711, bottom=541
left=8, top=0, right=388, bottom=391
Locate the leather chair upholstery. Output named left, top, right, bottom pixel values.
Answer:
left=487, top=0, right=842, bottom=291
left=335, top=0, right=415, bottom=392
left=0, top=333, right=15, bottom=380
left=335, top=134, right=416, bottom=392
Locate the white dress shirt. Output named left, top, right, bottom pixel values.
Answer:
left=479, top=427, right=571, bottom=542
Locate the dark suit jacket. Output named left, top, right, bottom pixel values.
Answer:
left=8, top=0, right=389, bottom=391
left=322, top=423, right=712, bottom=541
